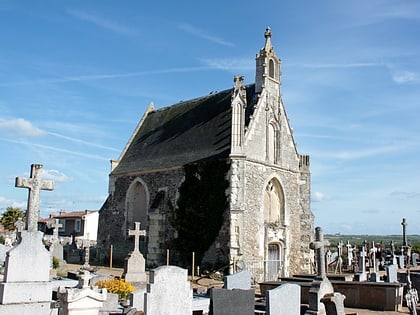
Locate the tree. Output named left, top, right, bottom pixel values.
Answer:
left=0, top=207, right=25, bottom=231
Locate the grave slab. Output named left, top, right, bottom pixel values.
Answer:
left=224, top=270, right=251, bottom=290
left=209, top=287, right=255, bottom=315
left=266, top=283, right=300, bottom=315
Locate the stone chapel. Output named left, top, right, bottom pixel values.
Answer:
left=98, top=28, right=314, bottom=277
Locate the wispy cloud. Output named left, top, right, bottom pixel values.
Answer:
left=47, top=131, right=120, bottom=152
left=0, top=67, right=212, bottom=87
left=200, top=57, right=254, bottom=71
left=289, top=62, right=379, bottom=69
left=390, top=191, right=420, bottom=199
left=67, top=9, right=136, bottom=36
left=0, top=196, right=26, bottom=211
left=0, top=137, right=110, bottom=161
left=178, top=23, right=234, bottom=47
left=0, top=118, right=45, bottom=137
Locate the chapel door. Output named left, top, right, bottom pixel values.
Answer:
left=267, top=243, right=281, bottom=280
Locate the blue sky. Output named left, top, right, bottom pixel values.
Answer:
left=0, top=0, right=419, bottom=235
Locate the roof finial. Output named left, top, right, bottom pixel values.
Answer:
left=265, top=26, right=272, bottom=39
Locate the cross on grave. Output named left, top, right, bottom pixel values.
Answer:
left=15, top=164, right=54, bottom=232
left=82, top=238, right=91, bottom=267
left=370, top=241, right=378, bottom=272
left=51, top=218, right=62, bottom=241
left=346, top=241, right=354, bottom=267
left=128, top=222, right=146, bottom=253
left=14, top=217, right=25, bottom=243
left=310, top=226, right=329, bottom=279
left=402, top=218, right=408, bottom=247
left=79, top=270, right=93, bottom=289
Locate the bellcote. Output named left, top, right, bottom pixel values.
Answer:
left=255, top=27, right=281, bottom=94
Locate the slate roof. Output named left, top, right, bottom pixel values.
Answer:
left=112, top=84, right=257, bottom=174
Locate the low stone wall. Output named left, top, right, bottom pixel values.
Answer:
left=260, top=278, right=405, bottom=311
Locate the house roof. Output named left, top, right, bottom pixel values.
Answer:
left=112, top=84, right=257, bottom=174
left=39, top=210, right=98, bottom=223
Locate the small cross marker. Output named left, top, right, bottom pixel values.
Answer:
left=128, top=222, right=146, bottom=252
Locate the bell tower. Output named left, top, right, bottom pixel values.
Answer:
left=255, top=27, right=281, bottom=95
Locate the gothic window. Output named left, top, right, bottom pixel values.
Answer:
left=263, top=179, right=285, bottom=224
left=126, top=179, right=148, bottom=230
left=267, top=121, right=279, bottom=164
left=269, top=59, right=275, bottom=78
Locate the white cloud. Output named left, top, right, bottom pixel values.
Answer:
left=0, top=118, right=45, bottom=137
left=67, top=9, right=136, bottom=36
left=312, top=191, right=329, bottom=202
left=392, top=70, right=419, bottom=84
left=0, top=196, right=26, bottom=211
left=42, top=169, right=71, bottom=183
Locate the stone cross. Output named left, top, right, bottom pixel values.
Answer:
left=79, top=270, right=92, bottom=289
left=310, top=226, right=329, bottom=279
left=51, top=219, right=62, bottom=241
left=359, top=244, right=367, bottom=273
left=346, top=241, right=354, bottom=267
left=370, top=241, right=378, bottom=272
left=82, top=238, right=91, bottom=267
left=402, top=218, right=408, bottom=247
left=15, top=164, right=54, bottom=232
left=14, top=217, right=25, bottom=243
left=128, top=222, right=146, bottom=253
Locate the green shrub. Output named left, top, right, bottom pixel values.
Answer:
left=52, top=256, right=60, bottom=269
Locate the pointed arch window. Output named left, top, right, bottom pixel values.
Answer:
left=269, top=59, right=275, bottom=78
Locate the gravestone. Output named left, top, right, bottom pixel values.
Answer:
left=369, top=241, right=380, bottom=282
left=335, top=241, right=343, bottom=274
left=224, top=270, right=251, bottom=290
left=0, top=164, right=54, bottom=314
left=305, top=226, right=334, bottom=315
left=130, top=287, right=147, bottom=311
left=209, top=287, right=255, bottom=315
left=355, top=244, right=367, bottom=282
left=48, top=219, right=64, bottom=262
left=122, top=222, right=147, bottom=283
left=0, top=244, right=10, bottom=266
left=390, top=241, right=398, bottom=265
left=82, top=238, right=91, bottom=268
left=266, top=283, right=300, bottom=315
left=398, top=255, right=405, bottom=269
left=321, top=292, right=346, bottom=315
left=385, top=264, right=398, bottom=283
left=412, top=253, right=418, bottom=267
left=144, top=265, right=192, bottom=315
left=346, top=241, right=354, bottom=268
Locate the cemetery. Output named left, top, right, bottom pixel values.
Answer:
left=0, top=164, right=419, bottom=314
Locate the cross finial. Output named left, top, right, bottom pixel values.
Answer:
left=78, top=270, right=92, bottom=289
left=50, top=218, right=62, bottom=240
left=128, top=222, right=146, bottom=252
left=15, top=164, right=54, bottom=232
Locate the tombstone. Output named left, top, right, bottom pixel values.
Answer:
left=321, top=292, right=346, bottom=315
left=405, top=271, right=419, bottom=315
left=326, top=249, right=333, bottom=267
left=398, top=255, right=405, bottom=269
left=82, top=238, right=91, bottom=268
left=0, top=244, right=10, bottom=266
left=346, top=241, right=354, bottom=268
left=369, top=241, right=381, bottom=282
left=335, top=242, right=343, bottom=274
left=209, top=287, right=255, bottom=315
left=0, top=164, right=54, bottom=314
left=385, top=264, right=398, bottom=283
left=122, top=222, right=147, bottom=283
left=144, top=265, right=192, bottom=315
left=412, top=253, right=418, bottom=267
left=390, top=240, right=398, bottom=265
left=355, top=244, right=367, bottom=282
left=266, top=283, right=300, bottom=315
left=48, top=219, right=64, bottom=262
left=130, top=287, right=147, bottom=311
left=223, top=270, right=251, bottom=290
left=305, top=227, right=334, bottom=315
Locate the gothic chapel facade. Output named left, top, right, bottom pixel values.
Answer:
left=98, top=28, right=314, bottom=277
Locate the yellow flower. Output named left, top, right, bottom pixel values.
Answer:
left=95, top=278, right=135, bottom=300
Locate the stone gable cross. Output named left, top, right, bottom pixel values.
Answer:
left=310, top=226, right=330, bottom=279
left=15, top=164, right=54, bottom=232
left=128, top=222, right=146, bottom=252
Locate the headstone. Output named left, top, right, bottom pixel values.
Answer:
left=48, top=219, right=64, bottom=262
left=321, top=292, right=346, bottom=315
left=412, top=253, right=418, bottom=267
left=385, top=264, right=398, bottom=283
left=209, top=287, right=255, bottom=315
left=144, top=265, right=192, bottom=315
left=100, top=292, right=120, bottom=314
left=266, top=283, right=300, bottom=315
left=82, top=238, right=91, bottom=268
left=398, top=255, right=405, bottom=269
left=0, top=164, right=54, bottom=314
left=130, top=287, right=147, bottom=311
left=57, top=284, right=107, bottom=315
left=355, top=244, right=367, bottom=282
left=335, top=242, right=343, bottom=274
left=305, top=227, right=334, bottom=315
left=346, top=241, right=354, bottom=268
left=122, top=222, right=147, bottom=283
left=369, top=241, right=381, bottom=282
left=224, top=270, right=251, bottom=290
left=0, top=244, right=10, bottom=266
left=390, top=241, right=398, bottom=265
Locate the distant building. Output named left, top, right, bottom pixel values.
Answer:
left=39, top=210, right=99, bottom=242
